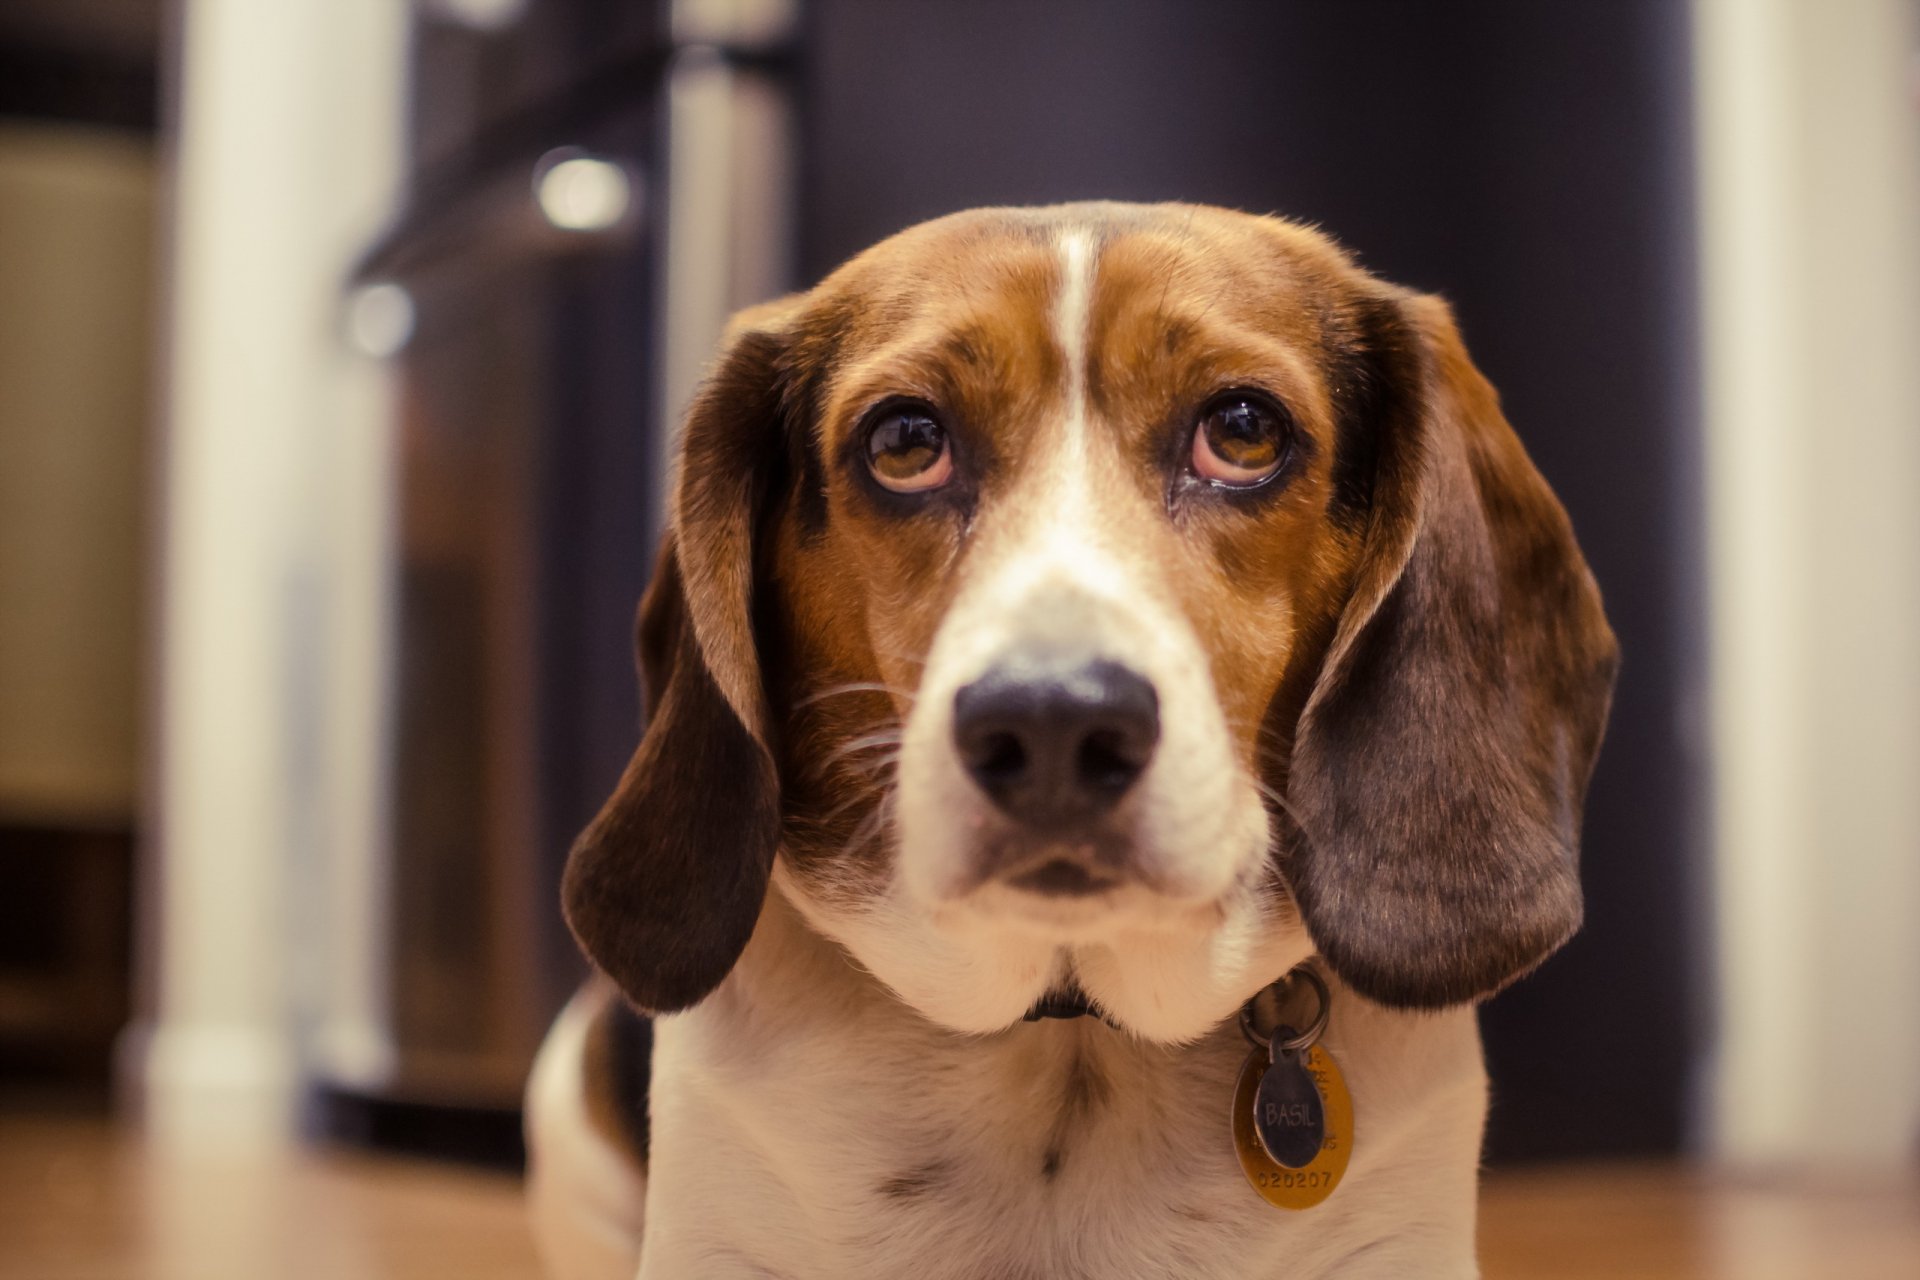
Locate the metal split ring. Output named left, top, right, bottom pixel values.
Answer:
left=1238, top=962, right=1331, bottom=1056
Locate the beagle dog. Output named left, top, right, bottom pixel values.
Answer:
left=526, top=202, right=1617, bottom=1280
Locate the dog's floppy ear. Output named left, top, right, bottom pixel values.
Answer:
left=1285, top=291, right=1619, bottom=1010
left=562, top=296, right=808, bottom=1013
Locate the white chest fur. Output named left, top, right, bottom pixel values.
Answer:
left=632, top=910, right=1489, bottom=1279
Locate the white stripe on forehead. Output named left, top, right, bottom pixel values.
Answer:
left=1052, top=229, right=1096, bottom=451
left=979, top=225, right=1134, bottom=611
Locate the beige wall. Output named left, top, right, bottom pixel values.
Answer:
left=1694, top=0, right=1920, bottom=1168
left=0, top=124, right=155, bottom=825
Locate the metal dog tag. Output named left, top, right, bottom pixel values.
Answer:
left=1230, top=1035, right=1354, bottom=1211
left=1232, top=963, right=1353, bottom=1210
left=1252, top=1026, right=1325, bottom=1168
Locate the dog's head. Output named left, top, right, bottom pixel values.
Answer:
left=564, top=203, right=1617, bottom=1042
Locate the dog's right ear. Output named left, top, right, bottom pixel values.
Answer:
left=562, top=296, right=811, bottom=1014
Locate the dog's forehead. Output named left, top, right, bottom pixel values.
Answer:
left=808, top=203, right=1355, bottom=428
left=832, top=201, right=1340, bottom=282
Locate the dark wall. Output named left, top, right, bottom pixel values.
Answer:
left=0, top=1, right=159, bottom=132
left=799, top=0, right=1701, bottom=1161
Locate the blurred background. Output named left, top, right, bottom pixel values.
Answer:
left=0, top=0, right=1916, bottom=1275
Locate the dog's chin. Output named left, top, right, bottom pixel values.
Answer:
left=783, top=827, right=1290, bottom=1043
left=890, top=835, right=1292, bottom=1042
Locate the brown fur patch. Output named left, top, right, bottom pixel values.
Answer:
left=579, top=984, right=653, bottom=1167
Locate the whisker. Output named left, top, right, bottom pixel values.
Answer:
left=1252, top=746, right=1294, bottom=774
left=822, top=730, right=906, bottom=767
left=844, top=787, right=896, bottom=859
left=1249, top=775, right=1306, bottom=828
left=840, top=749, right=902, bottom=774
left=870, top=643, right=931, bottom=674
left=1254, top=723, right=1293, bottom=752
left=833, top=754, right=902, bottom=791
left=796, top=681, right=918, bottom=710
left=818, top=786, right=883, bottom=830
left=813, top=753, right=903, bottom=828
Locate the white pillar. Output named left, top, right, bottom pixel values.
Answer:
left=135, top=0, right=406, bottom=1145
left=1693, top=0, right=1920, bottom=1168
left=657, top=0, right=799, bottom=521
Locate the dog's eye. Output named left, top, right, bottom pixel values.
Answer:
left=865, top=404, right=953, bottom=493
left=1191, top=393, right=1290, bottom=487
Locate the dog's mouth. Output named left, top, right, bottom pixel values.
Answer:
left=919, top=823, right=1274, bottom=948
left=974, top=829, right=1142, bottom=898
left=1006, top=856, right=1122, bottom=898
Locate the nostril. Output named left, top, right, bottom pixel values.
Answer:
left=1077, top=728, right=1146, bottom=794
left=971, top=731, right=1028, bottom=788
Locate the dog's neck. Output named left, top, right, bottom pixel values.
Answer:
left=707, top=878, right=1238, bottom=1182
left=653, top=876, right=1490, bottom=1279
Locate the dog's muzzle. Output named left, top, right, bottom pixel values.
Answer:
left=951, top=654, right=1160, bottom=894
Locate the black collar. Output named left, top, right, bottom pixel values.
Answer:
left=1022, top=985, right=1110, bottom=1024
left=1023, top=989, right=1101, bottom=1021
left=1023, top=964, right=1322, bottom=1033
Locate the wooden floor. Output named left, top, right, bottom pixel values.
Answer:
left=1477, top=1162, right=1919, bottom=1279
left=1, top=1109, right=1915, bottom=1279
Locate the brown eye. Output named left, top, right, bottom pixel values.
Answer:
left=1191, top=392, right=1290, bottom=487
left=865, top=404, right=953, bottom=493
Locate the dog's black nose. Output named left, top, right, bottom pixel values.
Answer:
left=953, top=658, right=1159, bottom=829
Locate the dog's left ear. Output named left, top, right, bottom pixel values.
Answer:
left=1285, top=290, right=1620, bottom=1010
left=561, top=296, right=809, bottom=1014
